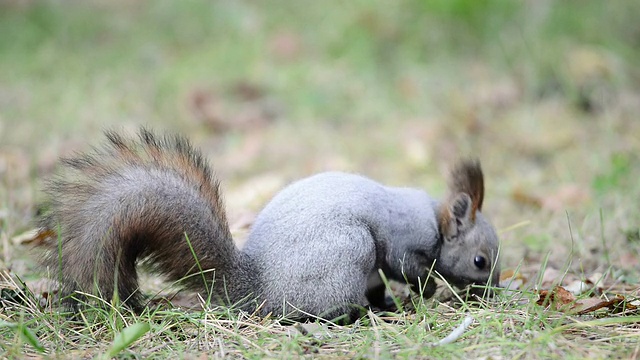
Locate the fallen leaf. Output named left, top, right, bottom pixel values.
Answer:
left=25, top=278, right=59, bottom=300
left=586, top=272, right=605, bottom=287
left=553, top=286, right=575, bottom=305
left=564, top=280, right=590, bottom=296
left=499, top=269, right=527, bottom=291
left=500, top=269, right=516, bottom=280
left=187, top=86, right=278, bottom=133
left=536, top=285, right=638, bottom=315
left=11, top=228, right=54, bottom=246
left=573, top=296, right=625, bottom=315
left=540, top=267, right=562, bottom=288
left=511, top=185, right=590, bottom=211
left=536, top=286, right=576, bottom=311
left=511, top=187, right=543, bottom=208
left=149, top=292, right=203, bottom=311
left=188, top=88, right=226, bottom=132
left=541, top=184, right=590, bottom=211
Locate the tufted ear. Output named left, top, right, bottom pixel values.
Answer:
left=437, top=159, right=485, bottom=240
left=438, top=193, right=473, bottom=240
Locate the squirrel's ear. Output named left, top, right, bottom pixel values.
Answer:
left=451, top=193, right=472, bottom=221
left=439, top=193, right=473, bottom=240
left=439, top=159, right=486, bottom=240
left=447, top=159, right=484, bottom=221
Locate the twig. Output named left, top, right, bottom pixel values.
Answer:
left=431, top=316, right=474, bottom=346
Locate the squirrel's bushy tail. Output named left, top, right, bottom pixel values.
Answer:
left=39, top=128, right=256, bottom=309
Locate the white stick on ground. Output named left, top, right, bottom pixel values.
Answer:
left=431, top=316, right=474, bottom=346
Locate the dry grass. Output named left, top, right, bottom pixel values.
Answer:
left=2, top=269, right=639, bottom=358
left=1, top=0, right=640, bottom=358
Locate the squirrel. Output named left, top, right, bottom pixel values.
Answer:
left=37, top=128, right=500, bottom=322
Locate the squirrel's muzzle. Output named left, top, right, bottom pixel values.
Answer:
left=466, top=270, right=501, bottom=298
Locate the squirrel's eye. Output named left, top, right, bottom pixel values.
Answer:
left=474, top=255, right=486, bottom=269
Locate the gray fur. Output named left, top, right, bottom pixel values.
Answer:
left=38, top=129, right=500, bottom=322
left=245, top=170, right=500, bottom=320
left=244, top=172, right=441, bottom=319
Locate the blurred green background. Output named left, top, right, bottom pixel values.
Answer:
left=1, top=0, right=639, bottom=275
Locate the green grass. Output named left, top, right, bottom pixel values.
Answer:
left=2, top=271, right=639, bottom=358
left=1, top=0, right=640, bottom=358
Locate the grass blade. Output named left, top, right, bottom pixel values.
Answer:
left=101, top=322, right=150, bottom=359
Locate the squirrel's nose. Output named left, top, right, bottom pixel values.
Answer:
left=467, top=272, right=501, bottom=299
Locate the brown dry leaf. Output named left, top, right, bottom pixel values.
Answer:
left=25, top=278, right=59, bottom=299
left=572, top=297, right=611, bottom=314
left=11, top=228, right=53, bottom=246
left=586, top=272, right=605, bottom=288
left=536, top=289, right=550, bottom=305
left=554, top=286, right=576, bottom=305
left=536, top=286, right=637, bottom=315
left=537, top=286, right=576, bottom=311
left=511, top=185, right=590, bottom=211
left=540, top=267, right=562, bottom=288
left=536, top=267, right=582, bottom=291
left=188, top=88, right=226, bottom=132
left=572, top=296, right=626, bottom=315
left=499, top=269, right=527, bottom=290
left=187, top=86, right=277, bottom=133
left=511, top=187, right=542, bottom=208
left=564, top=280, right=590, bottom=296
left=500, top=269, right=517, bottom=280
left=148, top=292, right=203, bottom=311
left=575, top=295, right=640, bottom=315
left=540, top=184, right=590, bottom=211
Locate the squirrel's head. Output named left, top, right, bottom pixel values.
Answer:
left=435, top=160, right=500, bottom=294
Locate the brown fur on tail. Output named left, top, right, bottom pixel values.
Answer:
left=38, top=128, right=256, bottom=310
left=101, top=128, right=229, bottom=225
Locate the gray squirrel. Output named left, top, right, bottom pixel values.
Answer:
left=38, top=128, right=500, bottom=321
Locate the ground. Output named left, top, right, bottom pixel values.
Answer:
left=1, top=1, right=639, bottom=358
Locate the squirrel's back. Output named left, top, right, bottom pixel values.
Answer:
left=243, top=171, right=440, bottom=318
